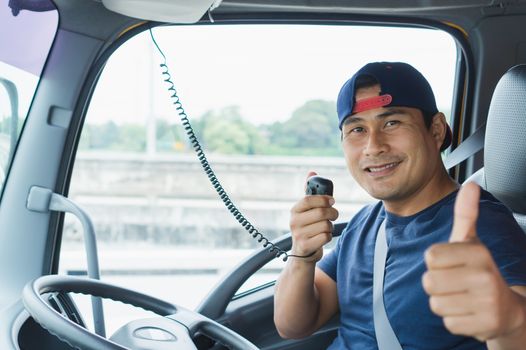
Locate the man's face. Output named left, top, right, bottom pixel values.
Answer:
left=341, top=85, right=443, bottom=203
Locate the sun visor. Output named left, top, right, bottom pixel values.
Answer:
left=101, top=0, right=222, bottom=23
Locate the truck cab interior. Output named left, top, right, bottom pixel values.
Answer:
left=1, top=0, right=526, bottom=349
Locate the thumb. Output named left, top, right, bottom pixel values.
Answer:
left=306, top=171, right=318, bottom=181
left=304, top=171, right=318, bottom=193
left=449, top=182, right=481, bottom=243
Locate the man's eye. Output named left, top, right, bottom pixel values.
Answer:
left=351, top=127, right=364, bottom=133
left=385, top=120, right=400, bottom=127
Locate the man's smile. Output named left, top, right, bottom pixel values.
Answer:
left=363, top=161, right=402, bottom=177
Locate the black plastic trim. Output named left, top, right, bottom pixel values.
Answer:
left=232, top=280, right=276, bottom=301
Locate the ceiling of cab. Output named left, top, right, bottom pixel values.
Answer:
left=220, top=0, right=496, bottom=11
left=218, top=0, right=526, bottom=12
left=215, top=0, right=526, bottom=26
left=101, top=0, right=220, bottom=23
left=53, top=0, right=526, bottom=41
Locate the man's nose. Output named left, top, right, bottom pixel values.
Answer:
left=363, top=130, right=388, bottom=156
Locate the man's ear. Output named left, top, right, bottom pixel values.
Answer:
left=430, top=112, right=447, bottom=150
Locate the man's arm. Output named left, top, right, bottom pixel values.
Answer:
left=274, top=174, right=339, bottom=339
left=274, top=264, right=339, bottom=338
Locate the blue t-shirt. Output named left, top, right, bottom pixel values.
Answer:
left=318, top=189, right=526, bottom=349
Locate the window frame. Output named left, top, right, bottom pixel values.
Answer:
left=50, top=14, right=472, bottom=274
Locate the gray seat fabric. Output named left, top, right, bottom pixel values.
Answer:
left=465, top=64, right=526, bottom=233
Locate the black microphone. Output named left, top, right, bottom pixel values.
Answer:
left=305, top=175, right=333, bottom=196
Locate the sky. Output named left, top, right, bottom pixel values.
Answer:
left=1, top=23, right=457, bottom=127
left=87, top=24, right=457, bottom=126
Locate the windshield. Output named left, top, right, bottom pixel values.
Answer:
left=60, top=23, right=458, bottom=333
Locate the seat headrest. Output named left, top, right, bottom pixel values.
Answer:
left=485, top=64, right=526, bottom=215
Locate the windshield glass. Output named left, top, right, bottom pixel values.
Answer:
left=61, top=23, right=458, bottom=333
left=0, top=0, right=58, bottom=192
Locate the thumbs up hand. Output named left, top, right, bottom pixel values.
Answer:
left=422, top=183, right=526, bottom=342
left=448, top=182, right=480, bottom=243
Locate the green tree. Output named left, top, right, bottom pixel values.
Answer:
left=79, top=121, right=146, bottom=152
left=112, top=123, right=146, bottom=152
left=156, top=119, right=187, bottom=152
left=85, top=121, right=119, bottom=149
left=78, top=99, right=343, bottom=156
left=200, top=106, right=267, bottom=155
left=267, top=100, right=341, bottom=156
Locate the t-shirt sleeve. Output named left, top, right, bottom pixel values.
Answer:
left=317, top=222, right=349, bottom=282
left=478, top=200, right=526, bottom=287
left=316, top=204, right=379, bottom=283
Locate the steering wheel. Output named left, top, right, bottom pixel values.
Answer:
left=22, top=275, right=259, bottom=350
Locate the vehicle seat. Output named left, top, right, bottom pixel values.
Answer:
left=465, top=64, right=526, bottom=233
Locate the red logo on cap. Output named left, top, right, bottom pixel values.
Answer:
left=352, top=94, right=393, bottom=114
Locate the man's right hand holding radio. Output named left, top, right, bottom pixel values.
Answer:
left=289, top=171, right=339, bottom=263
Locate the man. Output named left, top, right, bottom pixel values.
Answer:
left=274, top=62, right=526, bottom=349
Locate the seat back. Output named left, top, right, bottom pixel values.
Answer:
left=466, top=64, right=526, bottom=232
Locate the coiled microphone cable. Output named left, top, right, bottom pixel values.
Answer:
left=149, top=29, right=315, bottom=262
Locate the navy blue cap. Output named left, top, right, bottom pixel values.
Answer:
left=337, top=62, right=451, bottom=151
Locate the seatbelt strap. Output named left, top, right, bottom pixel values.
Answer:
left=444, top=123, right=486, bottom=170
left=370, top=123, right=486, bottom=348
left=373, top=219, right=403, bottom=350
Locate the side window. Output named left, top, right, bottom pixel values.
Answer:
left=0, top=2, right=58, bottom=193
left=59, top=24, right=457, bottom=333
